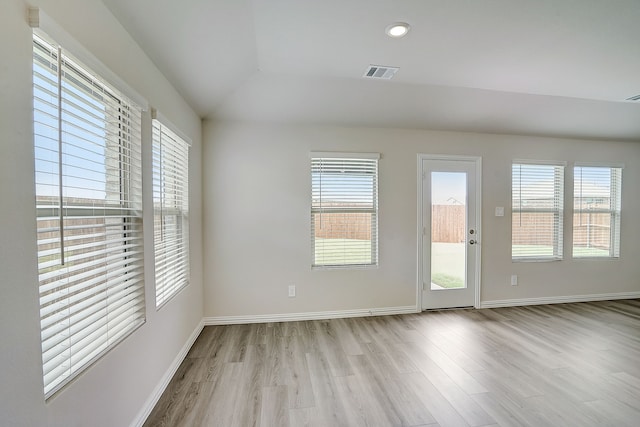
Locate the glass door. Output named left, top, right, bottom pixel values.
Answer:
left=420, top=157, right=480, bottom=310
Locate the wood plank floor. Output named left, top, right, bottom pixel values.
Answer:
left=143, top=299, right=640, bottom=427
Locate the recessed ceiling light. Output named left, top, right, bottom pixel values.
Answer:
left=385, top=22, right=410, bottom=38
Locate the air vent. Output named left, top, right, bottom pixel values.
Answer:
left=363, top=65, right=399, bottom=80
left=625, top=94, right=640, bottom=102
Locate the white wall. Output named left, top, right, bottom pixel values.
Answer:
left=202, top=121, right=640, bottom=317
left=0, top=1, right=203, bottom=426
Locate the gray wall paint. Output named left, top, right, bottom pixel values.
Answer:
left=0, top=1, right=203, bottom=426
left=202, top=121, right=640, bottom=317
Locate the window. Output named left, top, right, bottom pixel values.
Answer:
left=311, top=153, right=379, bottom=268
left=152, top=117, right=190, bottom=307
left=33, top=32, right=144, bottom=398
left=512, top=162, right=565, bottom=260
left=573, top=165, right=622, bottom=258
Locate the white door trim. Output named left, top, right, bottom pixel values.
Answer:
left=416, top=154, right=482, bottom=311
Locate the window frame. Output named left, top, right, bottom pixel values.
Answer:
left=310, top=152, right=380, bottom=269
left=152, top=114, right=191, bottom=308
left=511, top=160, right=565, bottom=261
left=572, top=164, right=622, bottom=259
left=32, top=30, right=145, bottom=399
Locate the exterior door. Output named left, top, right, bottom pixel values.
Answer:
left=418, top=155, right=481, bottom=310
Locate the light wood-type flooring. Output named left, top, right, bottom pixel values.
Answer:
left=144, top=299, right=640, bottom=427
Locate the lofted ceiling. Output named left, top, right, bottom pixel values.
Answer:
left=101, top=0, right=640, bottom=141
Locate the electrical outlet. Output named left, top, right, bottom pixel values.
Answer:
left=511, top=275, right=518, bottom=286
left=288, top=285, right=296, bottom=297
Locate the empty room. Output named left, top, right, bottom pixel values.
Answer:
left=2, top=1, right=640, bottom=426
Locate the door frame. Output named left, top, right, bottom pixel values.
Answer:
left=416, top=154, right=482, bottom=311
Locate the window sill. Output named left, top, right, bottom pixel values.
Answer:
left=312, top=264, right=379, bottom=271
left=512, top=257, right=562, bottom=263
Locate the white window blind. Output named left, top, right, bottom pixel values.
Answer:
left=311, top=153, right=379, bottom=268
left=152, top=118, right=190, bottom=308
left=33, top=33, right=145, bottom=399
left=573, top=165, right=622, bottom=258
left=512, top=162, right=564, bottom=260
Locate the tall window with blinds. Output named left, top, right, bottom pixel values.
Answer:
left=32, top=32, right=145, bottom=398
left=512, top=162, right=565, bottom=260
left=311, top=154, right=379, bottom=268
left=573, top=165, right=622, bottom=258
left=152, top=119, right=190, bottom=308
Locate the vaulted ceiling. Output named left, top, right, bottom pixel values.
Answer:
left=102, top=0, right=640, bottom=140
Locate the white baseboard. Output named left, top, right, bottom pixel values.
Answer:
left=130, top=319, right=204, bottom=427
left=204, top=306, right=417, bottom=325
left=480, top=291, right=640, bottom=309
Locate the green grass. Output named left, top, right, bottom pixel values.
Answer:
left=431, top=242, right=464, bottom=273
left=313, top=239, right=611, bottom=270
left=512, top=245, right=610, bottom=258
left=314, top=238, right=372, bottom=266
left=431, top=272, right=464, bottom=289
left=573, top=247, right=611, bottom=257
left=431, top=242, right=465, bottom=289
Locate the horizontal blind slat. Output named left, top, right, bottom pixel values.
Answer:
left=33, top=32, right=145, bottom=399
left=311, top=157, right=378, bottom=267
left=573, top=166, right=622, bottom=258
left=152, top=119, right=190, bottom=308
left=512, top=163, right=564, bottom=260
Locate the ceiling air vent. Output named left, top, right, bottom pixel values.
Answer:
left=625, top=94, right=640, bottom=102
left=363, top=65, right=399, bottom=80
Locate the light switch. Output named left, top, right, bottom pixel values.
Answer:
left=495, top=206, right=504, bottom=217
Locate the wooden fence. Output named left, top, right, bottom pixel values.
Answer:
left=512, top=212, right=611, bottom=249
left=431, top=205, right=465, bottom=243
left=572, top=212, right=612, bottom=249
left=312, top=205, right=467, bottom=243
left=313, top=206, right=612, bottom=250
left=313, top=212, right=372, bottom=240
